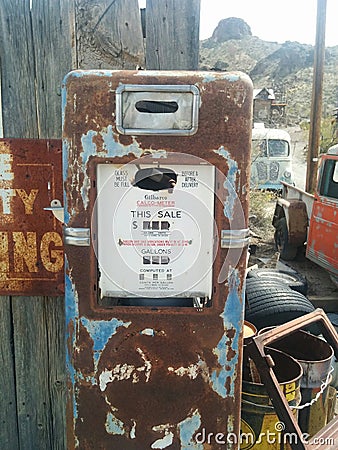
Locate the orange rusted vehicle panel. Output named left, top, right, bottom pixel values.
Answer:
left=62, top=70, right=253, bottom=449
left=0, top=138, right=63, bottom=295
left=307, top=150, right=338, bottom=277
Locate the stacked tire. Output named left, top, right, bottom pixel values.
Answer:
left=245, top=269, right=314, bottom=331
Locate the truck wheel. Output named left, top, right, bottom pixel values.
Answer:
left=274, top=217, right=297, bottom=260
left=245, top=287, right=315, bottom=330
left=246, top=268, right=308, bottom=295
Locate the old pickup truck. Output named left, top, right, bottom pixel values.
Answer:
left=272, top=144, right=338, bottom=284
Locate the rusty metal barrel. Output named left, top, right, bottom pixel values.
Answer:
left=258, top=329, right=334, bottom=438
left=241, top=347, right=303, bottom=449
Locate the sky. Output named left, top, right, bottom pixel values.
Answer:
left=139, top=0, right=337, bottom=47
left=199, top=0, right=338, bottom=46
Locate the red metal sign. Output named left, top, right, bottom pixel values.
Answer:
left=0, top=138, right=63, bottom=295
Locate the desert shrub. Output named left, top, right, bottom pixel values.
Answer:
left=249, top=190, right=275, bottom=241
left=300, top=117, right=338, bottom=153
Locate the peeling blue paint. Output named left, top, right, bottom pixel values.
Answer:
left=214, top=147, right=239, bottom=219
left=213, top=333, right=228, bottom=368
left=84, top=375, right=97, bottom=386
left=80, top=317, right=131, bottom=369
left=80, top=130, right=98, bottom=209
left=61, top=79, right=75, bottom=221
left=140, top=328, right=155, bottom=336
left=61, top=81, right=68, bottom=130
left=223, top=73, right=241, bottom=82
left=202, top=73, right=218, bottom=83
left=61, top=69, right=242, bottom=84
left=211, top=268, right=243, bottom=398
left=227, top=415, right=235, bottom=436
left=210, top=365, right=229, bottom=399
left=151, top=432, right=174, bottom=449
left=214, top=147, right=235, bottom=169
left=65, top=259, right=79, bottom=420
left=81, top=130, right=98, bottom=167
left=178, top=409, right=202, bottom=449
left=105, top=412, right=126, bottom=435
left=202, top=73, right=240, bottom=83
left=63, top=70, right=117, bottom=85
left=100, top=125, right=142, bottom=158
left=130, top=421, right=136, bottom=439
left=62, top=138, right=71, bottom=224
left=149, top=150, right=167, bottom=158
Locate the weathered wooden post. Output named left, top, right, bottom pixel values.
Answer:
left=145, top=0, right=200, bottom=70
left=306, top=0, right=327, bottom=193
left=0, top=1, right=73, bottom=447
left=0, top=0, right=202, bottom=447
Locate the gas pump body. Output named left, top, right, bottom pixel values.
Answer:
left=63, top=70, right=253, bottom=449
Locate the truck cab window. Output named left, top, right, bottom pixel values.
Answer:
left=268, top=139, right=289, bottom=157
left=319, top=159, right=338, bottom=200
left=252, top=139, right=267, bottom=158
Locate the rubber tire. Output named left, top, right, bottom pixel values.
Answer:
left=274, top=217, right=297, bottom=260
left=245, top=277, right=292, bottom=293
left=245, top=278, right=292, bottom=317
left=246, top=268, right=308, bottom=295
left=245, top=288, right=315, bottom=331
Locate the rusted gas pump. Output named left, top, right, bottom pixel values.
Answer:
left=62, top=70, right=252, bottom=449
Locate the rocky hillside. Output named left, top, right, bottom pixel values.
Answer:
left=199, top=18, right=338, bottom=125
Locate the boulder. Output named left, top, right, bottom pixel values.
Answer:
left=211, top=17, right=252, bottom=42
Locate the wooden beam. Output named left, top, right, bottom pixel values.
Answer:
left=306, top=0, right=327, bottom=192
left=145, top=0, right=200, bottom=70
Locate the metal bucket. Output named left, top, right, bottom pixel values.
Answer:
left=243, top=321, right=260, bottom=383
left=244, top=320, right=257, bottom=341
left=258, top=329, right=334, bottom=437
left=241, top=347, right=303, bottom=449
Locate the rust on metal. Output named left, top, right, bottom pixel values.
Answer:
left=307, top=154, right=338, bottom=274
left=286, top=199, right=309, bottom=246
left=0, top=138, right=63, bottom=295
left=246, top=309, right=338, bottom=450
left=273, top=197, right=308, bottom=246
left=63, top=70, right=253, bottom=449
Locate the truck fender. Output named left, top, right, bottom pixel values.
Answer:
left=272, top=198, right=308, bottom=246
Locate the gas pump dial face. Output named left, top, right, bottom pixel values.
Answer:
left=94, top=160, right=216, bottom=300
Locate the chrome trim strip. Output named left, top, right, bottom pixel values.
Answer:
left=221, top=237, right=250, bottom=249
left=116, top=84, right=200, bottom=94
left=64, top=228, right=90, bottom=246
left=221, top=228, right=250, bottom=248
left=221, top=228, right=250, bottom=238
left=116, top=84, right=200, bottom=136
